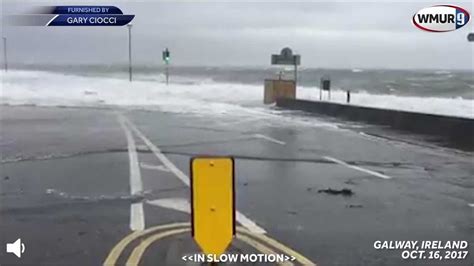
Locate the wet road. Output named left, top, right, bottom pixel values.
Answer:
left=0, top=105, right=473, bottom=265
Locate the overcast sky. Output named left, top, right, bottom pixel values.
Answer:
left=1, top=0, right=473, bottom=69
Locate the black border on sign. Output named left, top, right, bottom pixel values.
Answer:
left=231, top=156, right=236, bottom=236
left=190, top=157, right=196, bottom=237
left=190, top=156, right=236, bottom=237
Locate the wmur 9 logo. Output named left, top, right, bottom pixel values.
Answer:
left=413, top=5, right=470, bottom=32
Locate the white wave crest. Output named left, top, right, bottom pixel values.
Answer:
left=1, top=70, right=472, bottom=119
left=298, top=86, right=473, bottom=118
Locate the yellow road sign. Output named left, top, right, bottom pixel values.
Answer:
left=191, top=157, right=235, bottom=256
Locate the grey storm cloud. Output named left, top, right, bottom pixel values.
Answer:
left=1, top=0, right=473, bottom=69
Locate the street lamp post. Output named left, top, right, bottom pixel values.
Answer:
left=162, top=48, right=170, bottom=85
left=127, top=24, right=133, bottom=82
left=3, top=37, right=7, bottom=72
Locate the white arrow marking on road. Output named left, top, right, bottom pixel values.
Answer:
left=147, top=198, right=191, bottom=214
left=468, top=203, right=474, bottom=207
left=123, top=116, right=267, bottom=234
left=140, top=162, right=170, bottom=172
left=254, top=134, right=286, bottom=145
left=323, top=156, right=392, bottom=180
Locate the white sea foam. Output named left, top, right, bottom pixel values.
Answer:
left=1, top=70, right=263, bottom=117
left=298, top=87, right=473, bottom=119
left=1, top=70, right=472, bottom=119
left=434, top=70, right=451, bottom=75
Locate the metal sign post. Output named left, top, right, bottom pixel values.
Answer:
left=191, top=157, right=235, bottom=257
left=3, top=37, right=7, bottom=72
left=162, top=48, right=170, bottom=85
left=127, top=24, right=133, bottom=82
left=271, top=47, right=301, bottom=85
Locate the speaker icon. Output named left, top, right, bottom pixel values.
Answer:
left=6, top=238, right=25, bottom=258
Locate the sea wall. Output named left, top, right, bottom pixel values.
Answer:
left=276, top=98, right=474, bottom=150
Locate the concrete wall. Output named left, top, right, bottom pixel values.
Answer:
left=276, top=98, right=474, bottom=150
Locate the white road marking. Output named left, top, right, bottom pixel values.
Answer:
left=468, top=203, right=474, bottom=208
left=118, top=116, right=144, bottom=195
left=147, top=198, right=190, bottom=213
left=126, top=119, right=190, bottom=186
left=235, top=212, right=266, bottom=234
left=130, top=203, right=145, bottom=231
left=118, top=115, right=145, bottom=231
left=123, top=116, right=267, bottom=234
left=323, top=155, right=392, bottom=180
left=254, top=134, right=286, bottom=145
left=140, top=162, right=170, bottom=172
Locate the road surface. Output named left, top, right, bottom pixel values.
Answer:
left=0, top=105, right=472, bottom=265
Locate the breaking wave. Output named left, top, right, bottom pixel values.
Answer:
left=1, top=69, right=473, bottom=119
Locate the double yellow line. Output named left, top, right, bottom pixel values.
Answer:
left=103, top=222, right=315, bottom=266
